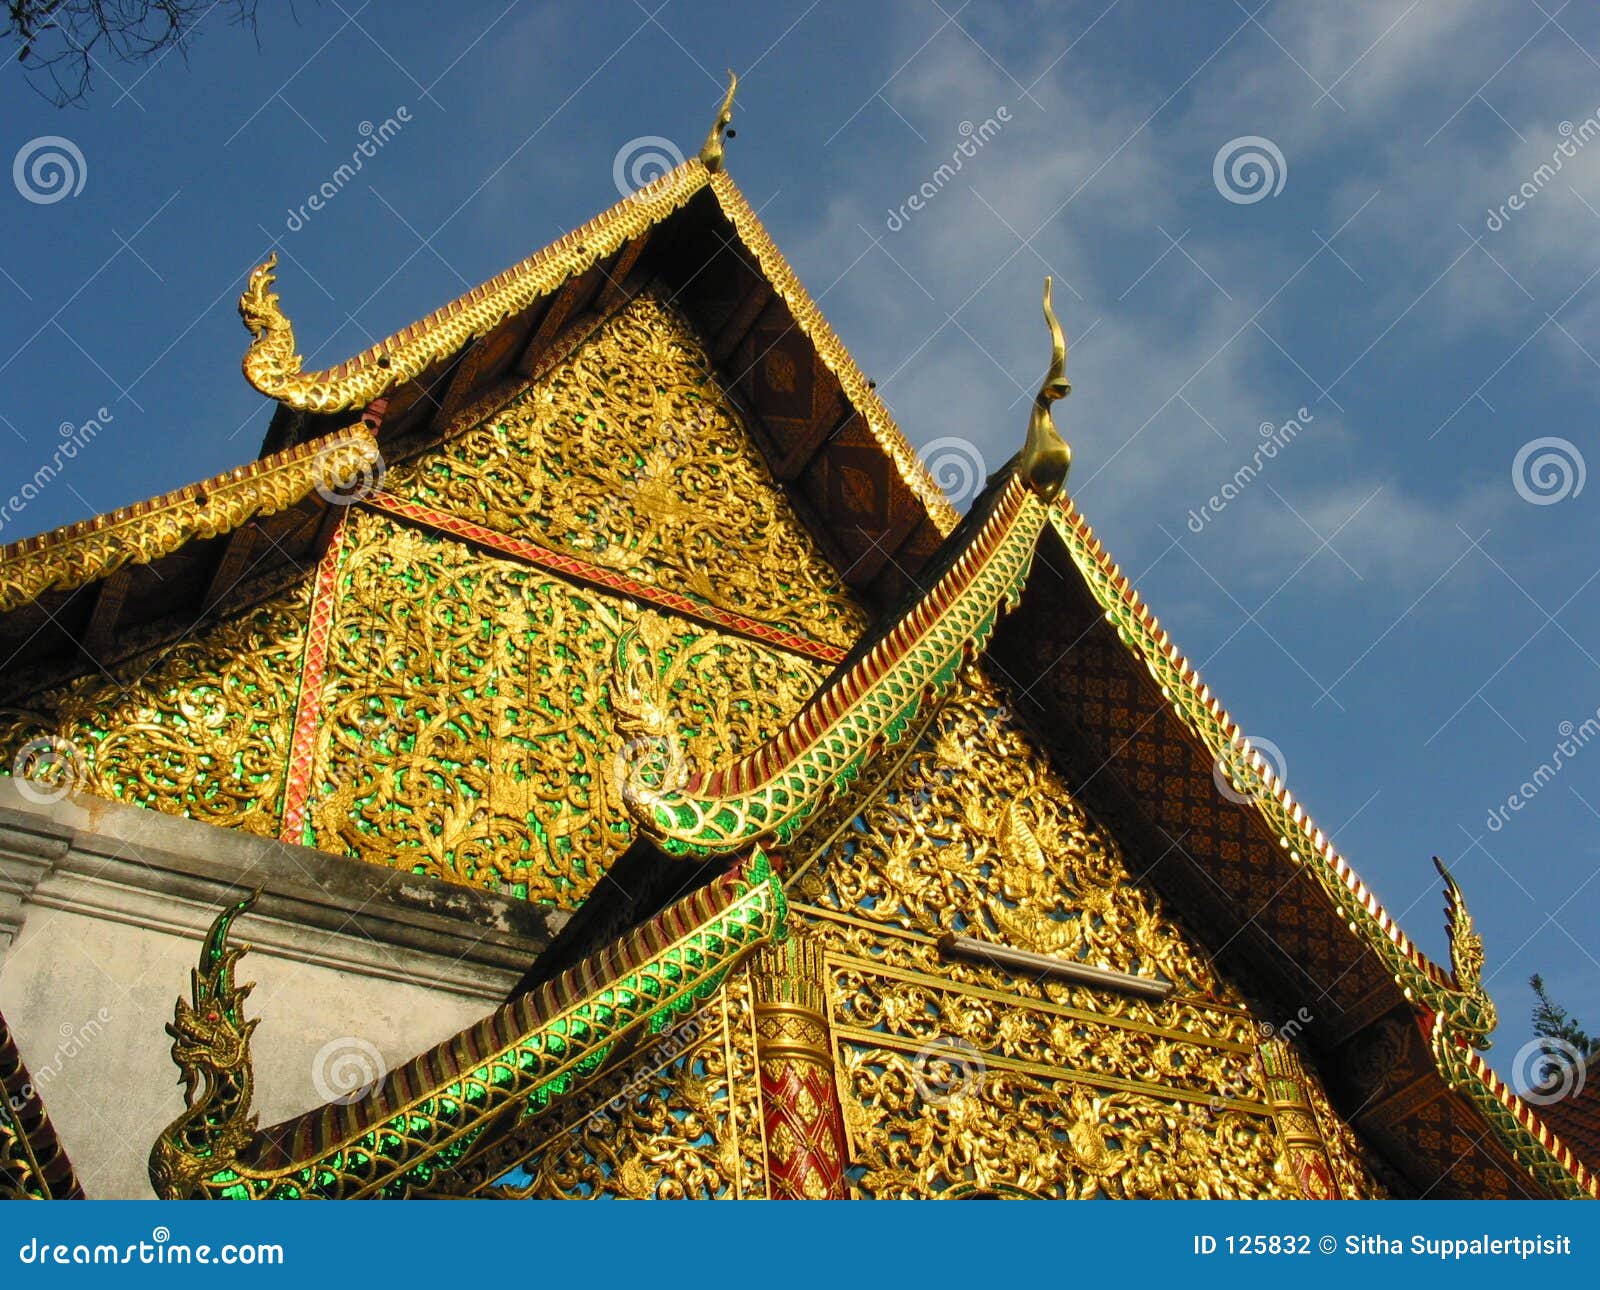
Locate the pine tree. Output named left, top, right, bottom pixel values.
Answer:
left=1529, top=974, right=1597, bottom=1086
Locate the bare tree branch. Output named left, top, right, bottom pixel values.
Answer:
left=4, top=0, right=261, bottom=106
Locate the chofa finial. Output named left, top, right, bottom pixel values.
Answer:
left=699, top=69, right=737, bottom=172
left=1433, top=856, right=1498, bottom=1050
left=1020, top=276, right=1071, bottom=501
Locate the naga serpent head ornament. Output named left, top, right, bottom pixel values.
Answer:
left=699, top=70, right=738, bottom=172
left=149, top=889, right=261, bottom=1199
left=1021, top=276, right=1072, bottom=501
left=1434, top=856, right=1497, bottom=1046
left=238, top=253, right=309, bottom=402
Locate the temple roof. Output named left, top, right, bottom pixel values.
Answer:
left=1532, top=1052, right=1600, bottom=1172
left=0, top=97, right=1591, bottom=1198
left=0, top=159, right=966, bottom=697
left=248, top=161, right=959, bottom=602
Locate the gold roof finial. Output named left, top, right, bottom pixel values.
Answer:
left=699, top=69, right=737, bottom=172
left=1020, top=275, right=1071, bottom=500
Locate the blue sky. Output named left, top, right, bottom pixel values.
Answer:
left=2, top=0, right=1596, bottom=1082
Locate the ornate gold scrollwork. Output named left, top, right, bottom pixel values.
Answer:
left=787, top=670, right=1383, bottom=1198
left=0, top=577, right=312, bottom=838
left=307, top=511, right=825, bottom=902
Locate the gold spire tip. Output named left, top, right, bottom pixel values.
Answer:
left=1020, top=275, right=1071, bottom=501
left=699, top=69, right=737, bottom=172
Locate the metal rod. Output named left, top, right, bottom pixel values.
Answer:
left=937, top=933, right=1174, bottom=1002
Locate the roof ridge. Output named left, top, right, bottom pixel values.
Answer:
left=1049, top=498, right=1462, bottom=998
left=0, top=424, right=378, bottom=613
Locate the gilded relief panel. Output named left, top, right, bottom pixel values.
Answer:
left=308, top=510, right=825, bottom=904
left=790, top=669, right=1383, bottom=1198
left=0, top=577, right=311, bottom=838
left=476, top=970, right=767, bottom=1199
left=382, top=290, right=868, bottom=648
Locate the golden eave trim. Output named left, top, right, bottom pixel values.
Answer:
left=0, top=425, right=378, bottom=614
left=237, top=160, right=960, bottom=535
left=1049, top=496, right=1595, bottom=1196
left=238, top=164, right=714, bottom=414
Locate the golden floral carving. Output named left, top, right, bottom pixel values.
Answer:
left=0, top=579, right=312, bottom=837
left=383, top=292, right=867, bottom=647
left=478, top=970, right=766, bottom=1199
left=306, top=510, right=823, bottom=902
left=791, top=668, right=1374, bottom=1198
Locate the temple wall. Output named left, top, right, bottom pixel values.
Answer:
left=0, top=781, right=561, bottom=1197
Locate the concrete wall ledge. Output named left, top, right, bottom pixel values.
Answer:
left=0, top=781, right=568, bottom=999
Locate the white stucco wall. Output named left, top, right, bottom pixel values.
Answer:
left=0, top=783, right=564, bottom=1198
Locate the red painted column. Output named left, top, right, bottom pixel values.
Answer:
left=751, top=933, right=850, bottom=1199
